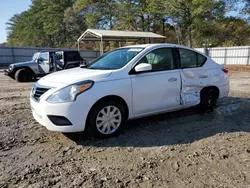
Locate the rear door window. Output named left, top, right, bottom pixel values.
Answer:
left=56, top=52, right=63, bottom=61
left=179, top=48, right=207, bottom=68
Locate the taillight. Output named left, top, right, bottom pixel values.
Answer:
left=222, top=68, right=229, bottom=75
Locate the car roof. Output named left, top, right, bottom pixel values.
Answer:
left=120, top=43, right=208, bottom=57
left=55, top=50, right=79, bottom=52
left=121, top=43, right=174, bottom=48
left=121, top=43, right=193, bottom=49
left=39, top=50, right=58, bottom=53
left=38, top=50, right=79, bottom=53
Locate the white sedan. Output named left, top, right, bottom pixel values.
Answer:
left=30, top=44, right=229, bottom=138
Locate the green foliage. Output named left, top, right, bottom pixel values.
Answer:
left=7, top=0, right=75, bottom=47
left=166, top=0, right=227, bottom=47
left=63, top=7, right=87, bottom=47
left=6, top=0, right=250, bottom=48
left=73, top=0, right=118, bottom=29
left=215, top=17, right=250, bottom=46
left=244, top=0, right=250, bottom=19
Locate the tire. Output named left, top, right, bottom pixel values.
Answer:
left=200, top=89, right=217, bottom=113
left=14, top=68, right=32, bottom=82
left=87, top=100, right=126, bottom=138
left=9, top=75, right=15, bottom=80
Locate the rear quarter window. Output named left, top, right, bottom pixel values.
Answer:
left=197, top=53, right=207, bottom=67
left=179, top=48, right=207, bottom=68
left=65, top=51, right=80, bottom=61
left=56, top=52, right=63, bottom=61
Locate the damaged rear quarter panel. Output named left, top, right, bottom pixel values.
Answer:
left=180, top=60, right=227, bottom=106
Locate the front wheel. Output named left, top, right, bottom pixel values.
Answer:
left=14, top=68, right=32, bottom=82
left=200, top=90, right=217, bottom=113
left=87, top=101, right=126, bottom=138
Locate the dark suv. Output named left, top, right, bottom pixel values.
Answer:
left=4, top=50, right=86, bottom=82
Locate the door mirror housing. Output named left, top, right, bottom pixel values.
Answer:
left=134, top=63, right=152, bottom=73
left=36, top=58, right=42, bottom=64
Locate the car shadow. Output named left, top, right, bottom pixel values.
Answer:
left=65, top=97, right=250, bottom=147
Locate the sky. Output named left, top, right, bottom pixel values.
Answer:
left=0, top=0, right=31, bottom=43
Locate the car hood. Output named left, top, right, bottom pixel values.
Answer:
left=40, top=68, right=113, bottom=85
left=12, top=61, right=34, bottom=67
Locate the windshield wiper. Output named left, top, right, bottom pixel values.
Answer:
left=80, top=65, right=113, bottom=70
left=80, top=66, right=97, bottom=69
left=87, top=67, right=97, bottom=69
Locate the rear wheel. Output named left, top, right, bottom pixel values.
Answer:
left=14, top=68, right=32, bottom=82
left=87, top=100, right=126, bottom=138
left=200, top=89, right=217, bottom=113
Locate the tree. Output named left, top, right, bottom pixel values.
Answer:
left=6, top=8, right=46, bottom=46
left=73, top=0, right=118, bottom=29
left=243, top=0, right=250, bottom=19
left=215, top=17, right=250, bottom=46
left=7, top=0, right=75, bottom=47
left=115, top=0, right=138, bottom=30
left=166, top=0, right=226, bottom=47
left=40, top=0, right=74, bottom=46
left=63, top=7, right=87, bottom=47
left=5, top=0, right=250, bottom=48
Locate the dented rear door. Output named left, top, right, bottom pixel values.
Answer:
left=176, top=48, right=209, bottom=106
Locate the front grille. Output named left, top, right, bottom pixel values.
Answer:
left=33, top=87, right=50, bottom=101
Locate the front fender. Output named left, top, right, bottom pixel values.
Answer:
left=12, top=66, right=35, bottom=76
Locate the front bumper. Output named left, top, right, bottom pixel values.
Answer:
left=30, top=95, right=95, bottom=133
left=4, top=69, right=13, bottom=77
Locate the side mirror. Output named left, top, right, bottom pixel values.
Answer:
left=134, top=63, right=152, bottom=73
left=36, top=58, right=42, bottom=64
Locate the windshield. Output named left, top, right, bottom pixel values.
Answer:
left=32, top=52, right=39, bottom=61
left=86, top=48, right=144, bottom=70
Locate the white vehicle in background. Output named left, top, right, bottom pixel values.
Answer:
left=30, top=44, right=229, bottom=138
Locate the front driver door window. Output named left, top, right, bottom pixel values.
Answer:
left=38, top=52, right=50, bottom=74
left=138, top=48, right=175, bottom=71
left=131, top=48, right=181, bottom=115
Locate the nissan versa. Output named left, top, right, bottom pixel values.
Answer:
left=30, top=44, right=229, bottom=138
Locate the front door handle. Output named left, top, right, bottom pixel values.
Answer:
left=199, top=75, right=208, bottom=79
left=168, top=78, right=177, bottom=82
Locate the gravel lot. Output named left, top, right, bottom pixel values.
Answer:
left=0, top=71, right=250, bottom=188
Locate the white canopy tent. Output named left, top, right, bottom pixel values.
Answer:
left=77, top=29, right=166, bottom=55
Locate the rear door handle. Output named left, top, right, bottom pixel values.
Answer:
left=168, top=78, right=177, bottom=82
left=199, top=75, right=208, bottom=79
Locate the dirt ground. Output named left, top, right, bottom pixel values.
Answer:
left=0, top=68, right=250, bottom=188
left=225, top=65, right=250, bottom=72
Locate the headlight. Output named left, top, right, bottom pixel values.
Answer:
left=9, top=64, right=14, bottom=70
left=47, top=80, right=94, bottom=103
left=30, top=84, right=36, bottom=97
